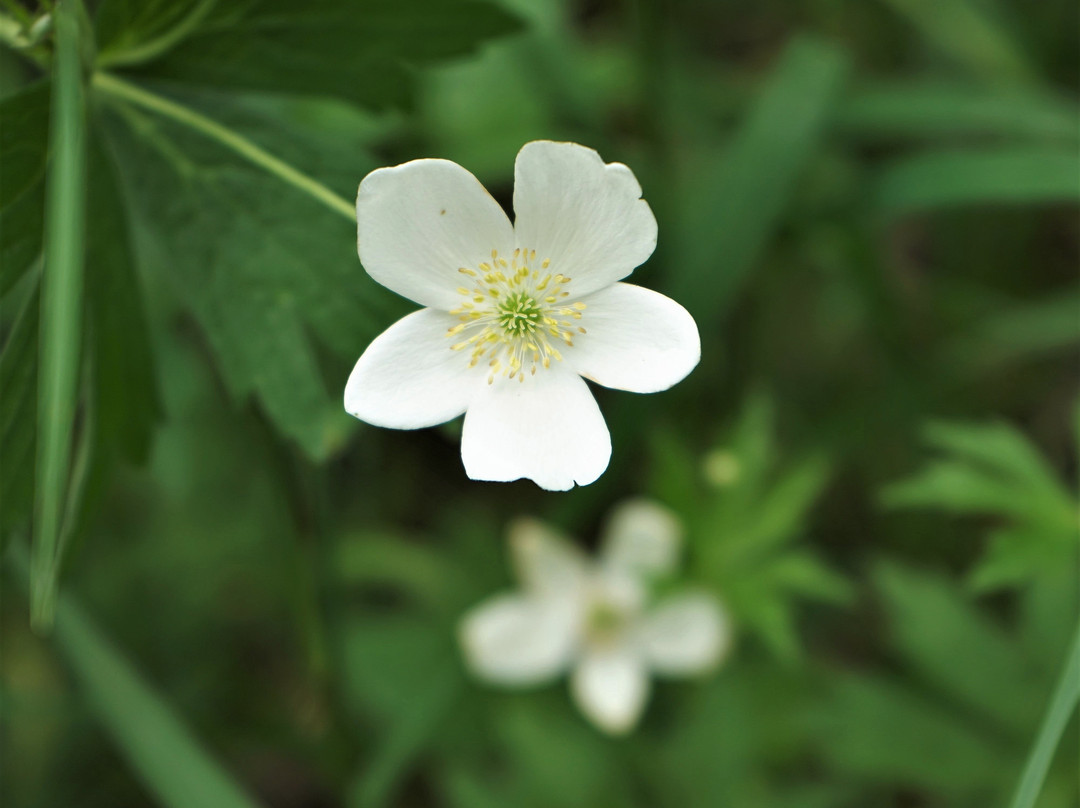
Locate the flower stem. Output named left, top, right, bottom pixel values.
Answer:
left=91, top=71, right=356, bottom=222
left=1008, top=616, right=1080, bottom=808
left=32, top=0, right=87, bottom=632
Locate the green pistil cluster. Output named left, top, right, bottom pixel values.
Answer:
left=497, top=292, right=543, bottom=337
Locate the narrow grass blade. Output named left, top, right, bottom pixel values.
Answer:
left=54, top=596, right=266, bottom=808
left=838, top=82, right=1079, bottom=142
left=672, top=37, right=848, bottom=332
left=7, top=545, right=265, bottom=808
left=32, top=0, right=87, bottom=631
left=876, top=148, right=1080, bottom=217
left=1008, top=619, right=1080, bottom=808
left=880, top=0, right=1035, bottom=83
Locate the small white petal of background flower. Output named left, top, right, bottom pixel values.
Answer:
left=639, top=592, right=731, bottom=676
left=571, top=647, right=650, bottom=735
left=345, top=141, right=700, bottom=490
left=458, top=504, right=731, bottom=735
left=600, top=499, right=682, bottom=579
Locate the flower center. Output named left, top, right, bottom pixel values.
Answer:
left=584, top=600, right=630, bottom=646
left=446, top=248, right=587, bottom=384
left=497, top=292, right=544, bottom=336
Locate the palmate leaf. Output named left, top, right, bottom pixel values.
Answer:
left=0, top=286, right=39, bottom=538
left=882, top=417, right=1077, bottom=591
left=819, top=563, right=1077, bottom=807
left=85, top=127, right=161, bottom=468
left=0, top=81, right=48, bottom=295
left=652, top=393, right=851, bottom=659
left=97, top=86, right=403, bottom=459
left=94, top=0, right=218, bottom=61
left=105, top=0, right=522, bottom=110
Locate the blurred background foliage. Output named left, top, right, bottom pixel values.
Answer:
left=0, top=0, right=1077, bottom=806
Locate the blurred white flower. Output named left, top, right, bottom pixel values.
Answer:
left=344, top=141, right=700, bottom=491
left=459, top=501, right=731, bottom=735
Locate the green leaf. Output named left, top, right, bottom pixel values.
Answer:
left=98, top=86, right=400, bottom=459
left=0, top=81, right=49, bottom=296
left=33, top=1, right=86, bottom=631
left=874, top=563, right=1042, bottom=734
left=1009, top=619, right=1080, bottom=808
left=838, top=82, right=1079, bottom=142
left=334, top=533, right=457, bottom=611
left=492, top=696, right=618, bottom=808
left=131, top=0, right=523, bottom=110
left=0, top=80, right=50, bottom=208
left=51, top=585, right=264, bottom=807
left=875, top=148, right=1080, bottom=217
left=921, top=420, right=1067, bottom=501
left=944, top=286, right=1080, bottom=374
left=85, top=126, right=161, bottom=466
left=821, top=673, right=1013, bottom=794
left=882, top=417, right=1076, bottom=591
left=94, top=0, right=218, bottom=63
left=672, top=37, right=849, bottom=331
left=0, top=284, right=39, bottom=537
left=879, top=0, right=1035, bottom=82
left=350, top=661, right=462, bottom=808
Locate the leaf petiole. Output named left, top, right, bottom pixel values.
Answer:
left=92, top=71, right=356, bottom=222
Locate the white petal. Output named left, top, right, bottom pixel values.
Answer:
left=344, top=308, right=485, bottom=429
left=508, top=518, right=589, bottom=599
left=569, top=284, right=700, bottom=393
left=460, top=368, right=611, bottom=491
left=570, top=647, right=650, bottom=734
left=600, top=499, right=682, bottom=580
left=459, top=594, right=578, bottom=686
left=512, top=142, right=657, bottom=298
left=357, top=158, right=515, bottom=310
left=639, top=592, right=731, bottom=676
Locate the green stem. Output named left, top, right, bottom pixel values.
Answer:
left=95, top=0, right=219, bottom=68
left=92, top=72, right=356, bottom=221
left=32, top=0, right=87, bottom=632
left=1008, top=617, right=1080, bottom=808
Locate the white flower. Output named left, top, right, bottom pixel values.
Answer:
left=458, top=501, right=731, bottom=735
left=344, top=141, right=700, bottom=490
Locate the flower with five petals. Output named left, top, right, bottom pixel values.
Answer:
left=344, top=141, right=700, bottom=490
left=458, top=501, right=731, bottom=734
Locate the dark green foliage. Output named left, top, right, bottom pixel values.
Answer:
left=1, top=0, right=1077, bottom=806
left=101, top=0, right=523, bottom=109
left=0, top=82, right=48, bottom=295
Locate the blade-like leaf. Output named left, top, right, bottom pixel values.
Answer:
left=33, top=0, right=86, bottom=630
left=944, top=286, right=1080, bottom=374
left=880, top=0, right=1034, bottom=82
left=54, top=589, right=264, bottom=807
left=839, top=82, right=1079, bottom=142
left=672, top=37, right=849, bottom=331
left=876, top=148, right=1080, bottom=216
left=821, top=673, right=1013, bottom=794
left=874, top=563, right=1041, bottom=734
left=1008, top=619, right=1080, bottom=808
